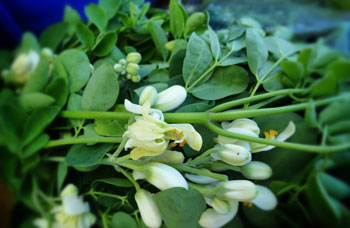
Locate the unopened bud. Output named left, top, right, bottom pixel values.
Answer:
left=165, top=40, right=176, bottom=51
left=135, top=189, right=162, bottom=228
left=185, top=172, right=218, bottom=184
left=119, top=58, right=126, bottom=65
left=241, top=161, right=272, bottom=180
left=215, top=180, right=258, bottom=202
left=139, top=86, right=158, bottom=106
left=11, top=50, right=40, bottom=84
left=211, top=197, right=230, bottom=214
left=113, top=63, right=123, bottom=72
left=126, top=52, right=142, bottom=64
left=126, top=63, right=139, bottom=75
left=41, top=48, right=54, bottom=58
left=151, top=150, right=184, bottom=164
left=154, top=85, right=187, bottom=111
left=217, top=144, right=251, bottom=166
left=131, top=74, right=141, bottom=83
left=61, top=184, right=78, bottom=198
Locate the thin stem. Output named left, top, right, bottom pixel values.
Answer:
left=171, top=164, right=228, bottom=181
left=90, top=191, right=126, bottom=201
left=205, top=121, right=350, bottom=153
left=247, top=95, right=286, bottom=110
left=112, top=137, right=128, bottom=158
left=118, top=154, right=131, bottom=163
left=44, top=137, right=123, bottom=148
left=115, top=166, right=141, bottom=191
left=209, top=88, right=305, bottom=112
left=187, top=62, right=218, bottom=91
left=118, top=160, right=144, bottom=171
left=190, top=148, right=219, bottom=166
left=188, top=182, right=215, bottom=195
left=212, top=161, right=241, bottom=172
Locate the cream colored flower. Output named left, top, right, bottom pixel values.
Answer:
left=11, top=50, right=39, bottom=84
left=199, top=201, right=239, bottom=228
left=135, top=189, right=162, bottom=228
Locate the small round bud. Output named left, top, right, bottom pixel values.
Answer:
left=153, top=85, right=187, bottom=111
left=126, top=63, right=139, bottom=75
left=165, top=40, right=176, bottom=51
left=241, top=161, right=272, bottom=180
left=215, top=180, right=258, bottom=202
left=119, top=58, right=126, bottom=65
left=126, top=73, right=132, bottom=79
left=113, top=63, right=123, bottom=72
left=139, top=86, right=158, bottom=106
left=61, top=184, right=78, bottom=198
left=131, top=74, right=141, bottom=83
left=126, top=52, right=142, bottom=64
left=41, top=48, right=54, bottom=58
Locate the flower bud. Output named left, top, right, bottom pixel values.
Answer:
left=151, top=150, right=185, bottom=164
left=143, top=162, right=188, bottom=190
left=241, top=161, right=272, bottom=180
left=126, top=73, right=132, bottom=79
left=185, top=173, right=218, bottom=184
left=165, top=40, right=176, bottom=51
left=11, top=50, right=39, bottom=84
left=61, top=184, right=78, bottom=198
left=119, top=58, right=126, bottom=65
left=113, top=63, right=123, bottom=72
left=216, top=180, right=258, bottom=202
left=139, top=86, right=158, bottom=106
left=217, top=144, right=251, bottom=166
left=126, top=63, right=139, bottom=75
left=199, top=201, right=238, bottom=228
left=252, top=185, right=277, bottom=211
left=126, top=52, right=142, bottom=64
left=154, top=85, right=187, bottom=111
left=135, top=189, right=162, bottom=228
left=210, top=197, right=230, bottom=214
left=131, top=74, right=141, bottom=83
left=41, top=48, right=54, bottom=58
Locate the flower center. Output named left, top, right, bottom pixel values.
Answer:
left=264, top=130, right=278, bottom=140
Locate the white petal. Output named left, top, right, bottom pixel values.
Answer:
left=135, top=189, right=162, bottom=228
left=199, top=201, right=239, bottom=228
left=252, top=185, right=277, bottom=211
left=252, top=121, right=296, bottom=152
left=185, top=173, right=218, bottom=184
left=62, top=195, right=89, bottom=216
left=124, top=99, right=164, bottom=121
left=169, top=124, right=202, bottom=151
left=133, top=170, right=146, bottom=180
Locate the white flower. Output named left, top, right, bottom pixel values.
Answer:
left=124, top=100, right=202, bottom=160
left=214, top=144, right=251, bottom=166
left=11, top=50, right=39, bottom=84
left=143, top=162, right=188, bottom=190
left=153, top=85, right=187, bottom=111
left=215, top=180, right=258, bottom=202
left=252, top=185, right=277, bottom=211
left=199, top=201, right=239, bottom=228
left=33, top=218, right=48, bottom=228
left=135, top=189, right=162, bottom=228
left=139, top=86, right=158, bottom=106
left=240, top=161, right=272, bottom=180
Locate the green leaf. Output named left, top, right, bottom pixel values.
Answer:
left=99, top=0, right=122, bottom=19
left=22, top=56, right=50, bottom=94
left=22, top=134, right=49, bottom=158
left=59, top=49, right=91, bottom=93
left=169, top=49, right=186, bottom=77
left=93, top=31, right=118, bottom=57
left=208, top=26, right=221, bottom=60
left=19, top=33, right=40, bottom=53
left=76, top=23, right=95, bottom=49
left=84, top=124, right=103, bottom=146
left=57, top=162, right=68, bottom=192
left=93, top=178, right=134, bottom=188
left=146, top=69, right=169, bottom=82
left=20, top=93, right=55, bottom=110
left=85, top=4, right=107, bottom=32
left=304, top=100, right=318, bottom=128
left=148, top=21, right=168, bottom=60
left=319, top=172, right=350, bottom=200
left=262, top=72, right=284, bottom=92
left=154, top=188, right=206, bottom=228
left=82, top=63, right=119, bottom=111
left=280, top=61, right=304, bottom=83
left=326, top=60, right=350, bottom=80
left=40, top=22, right=67, bottom=51
left=22, top=106, right=61, bottom=147
left=169, top=0, right=186, bottom=38
left=264, top=37, right=299, bottom=57
left=183, top=33, right=213, bottom=88
left=111, top=212, right=138, bottom=228
left=66, top=143, right=113, bottom=166
left=319, top=98, right=350, bottom=125
left=219, top=57, right=246, bottom=66
left=94, top=119, right=127, bottom=136
left=63, top=6, right=81, bottom=36
left=46, top=76, right=69, bottom=108
left=246, top=28, right=268, bottom=77
left=309, top=73, right=337, bottom=97
left=176, top=102, right=214, bottom=112
left=67, top=93, right=83, bottom=126
left=191, top=65, right=248, bottom=100
left=297, top=48, right=317, bottom=74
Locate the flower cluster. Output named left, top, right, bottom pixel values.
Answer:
left=34, top=184, right=95, bottom=228
left=113, top=52, right=142, bottom=82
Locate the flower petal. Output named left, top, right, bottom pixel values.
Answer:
left=199, top=201, right=239, bottom=228
left=169, top=124, right=202, bottom=151
left=130, top=147, right=165, bottom=160
left=252, top=185, right=277, bottom=211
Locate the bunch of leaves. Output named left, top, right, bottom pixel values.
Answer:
left=0, top=0, right=349, bottom=227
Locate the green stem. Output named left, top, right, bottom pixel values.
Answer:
left=187, top=62, right=218, bottom=91
left=212, top=161, right=241, bottom=172
left=112, top=137, right=128, bottom=158
left=190, top=148, right=219, bottom=166
left=205, top=121, right=350, bottom=153
left=247, top=95, right=286, bottom=110
left=188, top=182, right=215, bottom=195
left=209, top=88, right=305, bottom=112
left=171, top=164, right=228, bottom=181
left=44, top=137, right=123, bottom=148
left=115, top=166, right=141, bottom=191
left=118, top=160, right=144, bottom=171
left=91, top=191, right=126, bottom=201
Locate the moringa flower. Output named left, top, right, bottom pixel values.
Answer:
left=215, top=180, right=258, bottom=202
left=10, top=50, right=40, bottom=84
left=240, top=161, right=272, bottom=180
left=124, top=99, right=202, bottom=160
left=212, top=144, right=252, bottom=166
left=199, top=201, right=239, bottom=228
left=252, top=185, right=277, bottom=211
left=135, top=189, right=162, bottom=228
left=153, top=85, right=187, bottom=111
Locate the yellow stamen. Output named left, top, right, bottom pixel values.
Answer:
left=243, top=202, right=253, bottom=207
left=264, top=129, right=278, bottom=140
left=179, top=139, right=187, bottom=147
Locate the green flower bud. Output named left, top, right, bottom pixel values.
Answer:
left=119, top=58, right=126, bottom=65
left=126, top=52, right=142, bottom=64
left=153, top=85, right=187, bottom=111
left=241, top=161, right=272, bottom=180
left=126, top=63, right=139, bottom=75
left=185, top=12, right=207, bottom=34
left=217, top=144, right=251, bottom=166
left=113, top=63, right=123, bottom=72
left=131, top=74, right=141, bottom=83
left=165, top=40, right=176, bottom=51
left=139, top=86, right=158, bottom=106
left=215, top=180, right=258, bottom=202
left=41, top=48, right=54, bottom=58
left=126, top=73, right=132, bottom=79
left=60, top=184, right=78, bottom=198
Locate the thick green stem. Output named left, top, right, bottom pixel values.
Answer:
left=44, top=137, right=123, bottom=148
left=171, top=164, right=228, bottom=181
left=205, top=121, right=350, bottom=153
left=209, top=88, right=305, bottom=112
